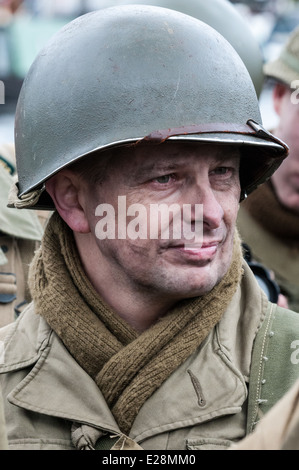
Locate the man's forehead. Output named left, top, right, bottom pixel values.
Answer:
left=128, top=142, right=241, bottom=167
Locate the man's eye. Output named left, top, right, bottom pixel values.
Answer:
left=212, top=167, right=233, bottom=176
left=154, top=174, right=173, bottom=184
left=213, top=167, right=229, bottom=175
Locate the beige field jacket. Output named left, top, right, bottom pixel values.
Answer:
left=0, top=263, right=296, bottom=450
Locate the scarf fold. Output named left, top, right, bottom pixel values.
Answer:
left=242, top=180, right=299, bottom=250
left=29, top=211, right=243, bottom=435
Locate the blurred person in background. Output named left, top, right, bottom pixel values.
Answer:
left=238, top=25, right=299, bottom=313
left=0, top=142, right=45, bottom=327
left=0, top=0, right=24, bottom=18
left=0, top=0, right=26, bottom=26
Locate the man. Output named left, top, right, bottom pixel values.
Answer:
left=237, top=25, right=299, bottom=312
left=0, top=142, right=44, bottom=327
left=0, top=5, right=298, bottom=450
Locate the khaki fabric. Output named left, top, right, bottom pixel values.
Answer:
left=0, top=262, right=289, bottom=450
left=0, top=387, right=8, bottom=450
left=231, top=378, right=299, bottom=450
left=246, top=303, right=299, bottom=435
left=1, top=256, right=298, bottom=450
left=28, top=212, right=243, bottom=436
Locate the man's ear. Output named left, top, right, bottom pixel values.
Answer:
left=45, top=170, right=90, bottom=233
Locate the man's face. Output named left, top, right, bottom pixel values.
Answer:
left=83, top=142, right=241, bottom=301
left=272, top=86, right=299, bottom=213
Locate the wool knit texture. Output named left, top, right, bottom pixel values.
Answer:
left=29, top=211, right=244, bottom=435
left=242, top=180, right=299, bottom=250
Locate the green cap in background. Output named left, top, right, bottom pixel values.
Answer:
left=264, top=25, right=299, bottom=87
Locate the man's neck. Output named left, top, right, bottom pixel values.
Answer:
left=93, top=287, right=174, bottom=332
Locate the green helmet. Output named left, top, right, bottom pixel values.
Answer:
left=13, top=5, right=287, bottom=210
left=114, top=0, right=265, bottom=97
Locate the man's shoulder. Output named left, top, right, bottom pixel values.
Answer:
left=256, top=302, right=299, bottom=355
left=247, top=302, right=299, bottom=433
left=0, top=302, right=54, bottom=376
left=264, top=303, right=299, bottom=334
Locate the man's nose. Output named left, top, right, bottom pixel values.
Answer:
left=187, top=184, right=224, bottom=230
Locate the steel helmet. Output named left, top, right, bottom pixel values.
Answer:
left=113, top=0, right=265, bottom=97
left=13, top=5, right=288, bottom=210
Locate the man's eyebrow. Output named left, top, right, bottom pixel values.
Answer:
left=134, top=162, right=181, bottom=178
left=133, top=148, right=240, bottom=178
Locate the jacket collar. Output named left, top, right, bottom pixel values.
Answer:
left=0, top=264, right=266, bottom=440
left=130, top=327, right=248, bottom=442
left=131, top=264, right=267, bottom=441
left=0, top=306, right=120, bottom=434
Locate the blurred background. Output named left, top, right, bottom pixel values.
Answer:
left=1, top=0, right=299, bottom=143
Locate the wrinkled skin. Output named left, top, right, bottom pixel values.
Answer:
left=46, top=142, right=241, bottom=330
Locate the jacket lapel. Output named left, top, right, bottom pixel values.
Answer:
left=130, top=328, right=247, bottom=441
left=0, top=308, right=120, bottom=434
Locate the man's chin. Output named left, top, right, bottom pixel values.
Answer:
left=170, top=275, right=222, bottom=299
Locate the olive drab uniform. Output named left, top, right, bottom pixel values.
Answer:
left=1, top=263, right=299, bottom=450
left=231, top=377, right=299, bottom=450
left=0, top=143, right=44, bottom=327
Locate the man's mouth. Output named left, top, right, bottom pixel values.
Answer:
left=166, top=241, right=221, bottom=260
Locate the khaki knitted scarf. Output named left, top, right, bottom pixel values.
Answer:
left=29, top=211, right=243, bottom=435
left=242, top=180, right=299, bottom=250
